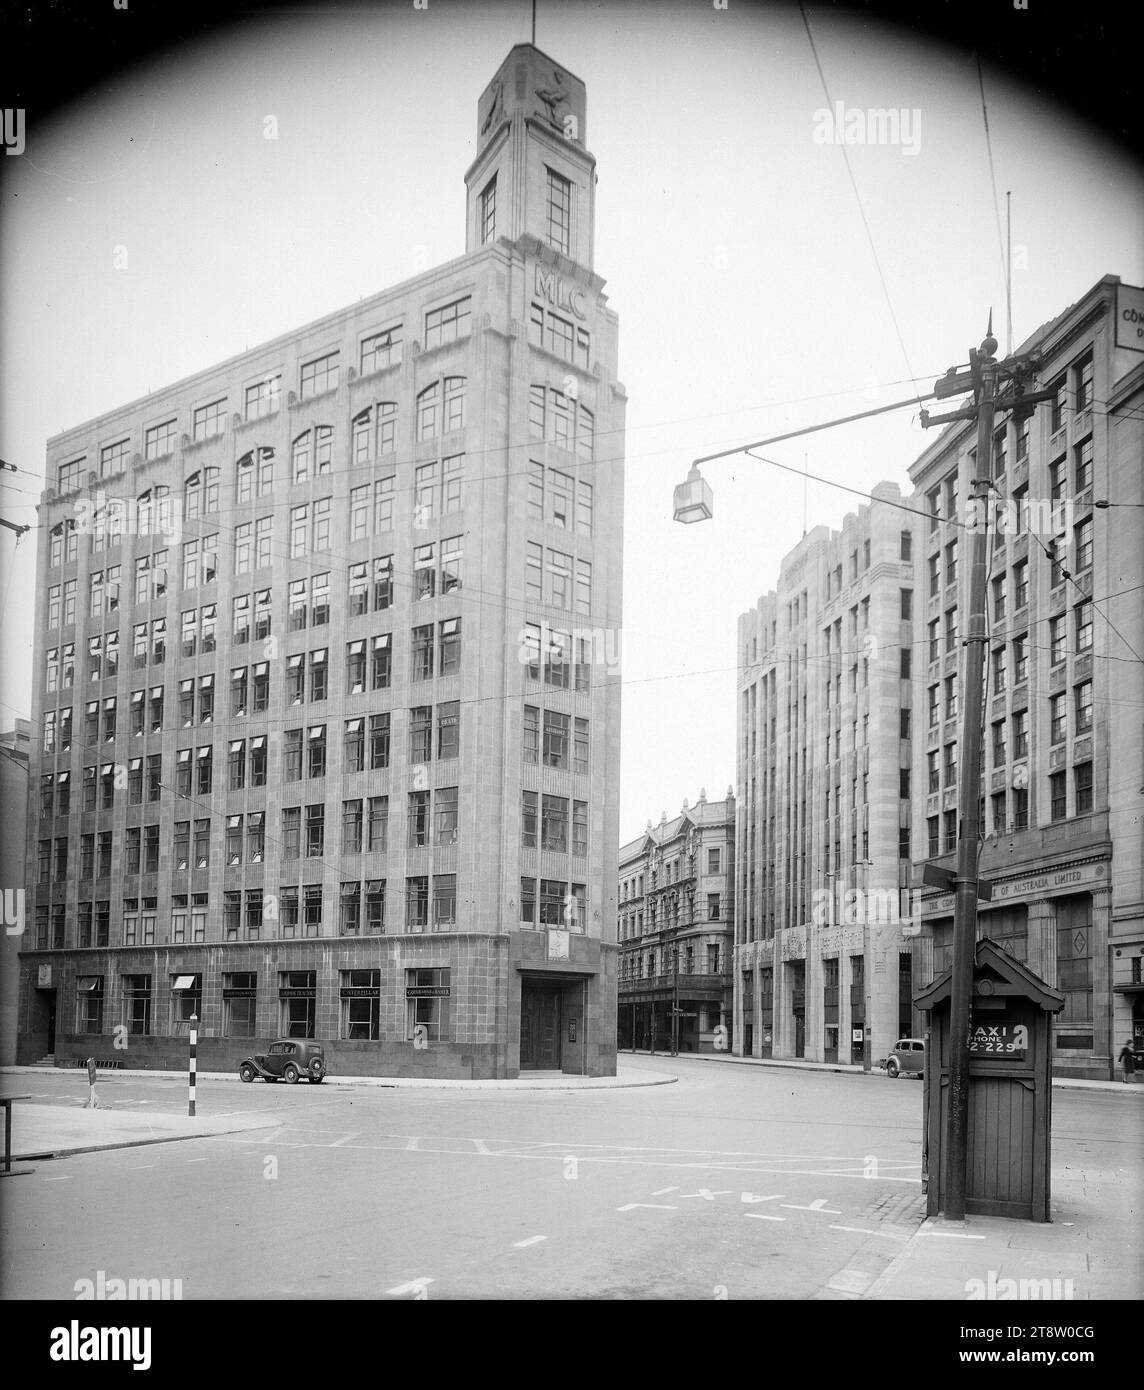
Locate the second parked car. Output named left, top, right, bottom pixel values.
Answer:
left=884, top=1037, right=925, bottom=1079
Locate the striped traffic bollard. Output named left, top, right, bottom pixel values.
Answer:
left=188, top=1014, right=198, bottom=1117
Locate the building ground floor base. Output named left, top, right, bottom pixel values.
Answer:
left=15, top=930, right=618, bottom=1081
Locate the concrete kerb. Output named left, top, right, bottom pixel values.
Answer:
left=0, top=1063, right=675, bottom=1092
left=3, top=1108, right=284, bottom=1163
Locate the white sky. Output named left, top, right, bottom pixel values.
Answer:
left=2, top=0, right=1141, bottom=844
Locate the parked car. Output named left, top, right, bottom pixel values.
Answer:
left=238, top=1039, right=326, bottom=1084
left=884, top=1037, right=925, bottom=1079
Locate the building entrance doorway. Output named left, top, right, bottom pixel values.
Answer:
left=45, top=992, right=56, bottom=1053
left=520, top=985, right=562, bottom=1070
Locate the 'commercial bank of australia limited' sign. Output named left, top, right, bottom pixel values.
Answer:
left=921, top=860, right=1109, bottom=918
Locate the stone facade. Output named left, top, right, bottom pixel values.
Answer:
left=735, top=487, right=916, bottom=1066
left=18, top=44, right=625, bottom=1079
left=734, top=274, right=1143, bottom=1080
left=909, top=275, right=1143, bottom=1080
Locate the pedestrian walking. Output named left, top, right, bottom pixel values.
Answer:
left=1118, top=1039, right=1138, bottom=1084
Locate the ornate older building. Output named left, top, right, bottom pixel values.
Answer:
left=617, top=790, right=735, bottom=1053
left=18, top=44, right=626, bottom=1078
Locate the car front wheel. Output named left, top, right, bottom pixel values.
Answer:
left=283, top=1063, right=300, bottom=1083
left=239, top=1063, right=255, bottom=1083
left=886, top=1059, right=900, bottom=1078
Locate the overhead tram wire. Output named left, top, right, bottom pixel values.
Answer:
left=976, top=55, right=1011, bottom=355
left=798, top=1, right=924, bottom=401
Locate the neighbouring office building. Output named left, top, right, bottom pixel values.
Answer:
left=616, top=790, right=735, bottom=1053
left=734, top=486, right=918, bottom=1066
left=734, top=274, right=1143, bottom=1080
left=18, top=44, right=625, bottom=1078
left=908, top=275, right=1143, bottom=1081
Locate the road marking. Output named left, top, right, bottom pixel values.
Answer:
left=651, top=1186, right=679, bottom=1196
left=780, top=1199, right=842, bottom=1215
left=829, top=1225, right=878, bottom=1235
left=386, top=1277, right=434, bottom=1297
left=472, top=1139, right=491, bottom=1154
left=513, top=1235, right=547, bottom=1248
left=186, top=1157, right=209, bottom=1164
left=41, top=1175, right=73, bottom=1182
left=741, top=1193, right=784, bottom=1204
left=128, top=1165, right=154, bottom=1170
left=617, top=1203, right=678, bottom=1212
left=680, top=1189, right=733, bottom=1201
left=744, top=1213, right=785, bottom=1222
left=201, top=1131, right=920, bottom=1182
left=329, top=1133, right=361, bottom=1147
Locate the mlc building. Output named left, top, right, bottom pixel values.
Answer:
left=19, top=45, right=625, bottom=1078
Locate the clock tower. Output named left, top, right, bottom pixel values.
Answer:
left=464, top=44, right=596, bottom=271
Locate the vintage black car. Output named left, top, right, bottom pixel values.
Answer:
left=238, top=1039, right=326, bottom=1084
left=884, top=1037, right=925, bottom=1079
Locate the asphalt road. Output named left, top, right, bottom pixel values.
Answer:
left=2, top=1056, right=1137, bottom=1300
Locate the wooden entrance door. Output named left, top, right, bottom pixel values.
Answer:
left=521, top=986, right=562, bottom=1070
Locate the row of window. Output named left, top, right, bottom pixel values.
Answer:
left=62, top=966, right=451, bottom=1042
left=53, top=303, right=477, bottom=492
left=619, top=894, right=725, bottom=939
left=921, top=762, right=1095, bottom=852
left=618, top=944, right=723, bottom=977
left=521, top=794, right=590, bottom=855
left=42, top=703, right=471, bottom=819
left=620, top=850, right=723, bottom=902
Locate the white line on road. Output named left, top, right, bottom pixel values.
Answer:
left=744, top=1213, right=785, bottom=1222
left=186, top=1158, right=209, bottom=1163
left=513, top=1235, right=547, bottom=1248
left=405, top=1137, right=420, bottom=1151
left=780, top=1199, right=842, bottom=1214
left=617, top=1203, right=677, bottom=1212
left=128, top=1165, right=154, bottom=1170
left=651, top=1186, right=679, bottom=1195
left=329, top=1133, right=361, bottom=1147
left=41, top=1176, right=73, bottom=1182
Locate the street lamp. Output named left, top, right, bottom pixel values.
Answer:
left=673, top=465, right=713, bottom=524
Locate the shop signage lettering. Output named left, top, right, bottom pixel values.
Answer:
left=405, top=986, right=450, bottom=998
left=922, top=861, right=1106, bottom=915
left=340, top=987, right=381, bottom=999
left=222, top=988, right=256, bottom=998
left=278, top=988, right=316, bottom=999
